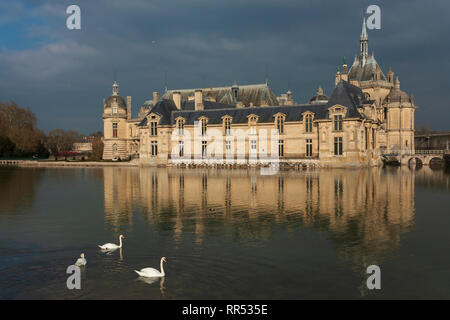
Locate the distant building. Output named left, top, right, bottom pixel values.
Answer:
left=102, top=18, right=416, bottom=167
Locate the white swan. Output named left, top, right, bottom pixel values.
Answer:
left=75, top=253, right=87, bottom=266
left=135, top=257, right=167, bottom=278
left=98, top=234, right=125, bottom=250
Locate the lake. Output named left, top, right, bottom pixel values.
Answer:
left=0, top=166, right=449, bottom=299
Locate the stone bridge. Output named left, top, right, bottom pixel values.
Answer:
left=397, top=150, right=448, bottom=166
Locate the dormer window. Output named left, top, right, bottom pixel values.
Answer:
left=334, top=115, right=343, bottom=131
left=303, top=113, right=314, bottom=133
left=112, top=106, right=118, bottom=114
left=176, top=118, right=185, bottom=136
left=198, top=118, right=208, bottom=136
left=223, top=116, right=232, bottom=135
left=274, top=114, right=285, bottom=134
left=150, top=121, right=158, bottom=136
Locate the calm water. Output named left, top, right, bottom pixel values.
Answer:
left=0, top=166, right=449, bottom=299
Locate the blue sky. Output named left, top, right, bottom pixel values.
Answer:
left=0, top=0, right=449, bottom=134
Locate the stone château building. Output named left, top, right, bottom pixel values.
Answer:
left=102, top=18, right=416, bottom=167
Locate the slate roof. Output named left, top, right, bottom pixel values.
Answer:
left=138, top=80, right=368, bottom=127
left=161, top=83, right=279, bottom=107
left=348, top=54, right=387, bottom=82
left=105, top=95, right=127, bottom=108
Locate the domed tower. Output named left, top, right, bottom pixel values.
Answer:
left=102, top=81, right=131, bottom=160
left=383, top=77, right=416, bottom=154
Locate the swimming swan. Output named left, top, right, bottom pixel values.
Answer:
left=98, top=235, right=125, bottom=250
left=135, top=257, right=167, bottom=278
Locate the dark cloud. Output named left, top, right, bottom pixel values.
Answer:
left=0, top=0, right=449, bottom=133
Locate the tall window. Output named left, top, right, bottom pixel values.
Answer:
left=225, top=140, right=232, bottom=154
left=177, top=119, right=184, bottom=136
left=250, top=139, right=257, bottom=152
left=334, top=115, right=343, bottom=131
left=334, top=137, right=343, bottom=156
left=305, top=114, right=313, bottom=133
left=179, top=141, right=184, bottom=157
left=224, top=118, right=231, bottom=135
left=278, top=140, right=284, bottom=157
left=306, top=139, right=313, bottom=157
left=151, top=141, right=158, bottom=156
left=372, top=128, right=375, bottom=149
left=150, top=121, right=158, bottom=136
left=365, top=127, right=369, bottom=150
left=276, top=116, right=285, bottom=134
left=202, top=141, right=207, bottom=158
left=112, top=122, right=118, bottom=138
left=201, top=119, right=207, bottom=136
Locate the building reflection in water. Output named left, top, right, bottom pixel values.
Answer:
left=103, top=166, right=419, bottom=270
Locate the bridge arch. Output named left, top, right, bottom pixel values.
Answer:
left=429, top=157, right=445, bottom=168
left=407, top=157, right=423, bottom=168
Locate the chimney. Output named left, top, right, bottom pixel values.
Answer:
left=173, top=91, right=181, bottom=110
left=126, top=96, right=132, bottom=120
left=153, top=92, right=159, bottom=104
left=195, top=89, right=203, bottom=110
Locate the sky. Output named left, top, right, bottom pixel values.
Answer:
left=0, top=0, right=449, bottom=134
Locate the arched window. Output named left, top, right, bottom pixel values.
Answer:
left=112, top=143, right=118, bottom=153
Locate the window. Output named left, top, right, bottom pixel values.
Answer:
left=334, top=137, right=343, bottom=156
left=225, top=140, right=232, bottom=152
left=112, top=143, right=118, bottom=153
left=150, top=121, right=158, bottom=136
left=250, top=139, right=257, bottom=151
left=151, top=141, right=158, bottom=156
left=112, top=106, right=118, bottom=114
left=224, top=118, right=231, bottom=135
left=179, top=141, right=184, bottom=157
left=372, top=128, right=375, bottom=149
left=305, top=114, right=313, bottom=133
left=334, top=115, right=343, bottom=131
left=306, top=139, right=313, bottom=157
left=276, top=116, right=285, bottom=134
left=177, top=119, right=184, bottom=136
left=112, top=123, right=118, bottom=138
left=278, top=140, right=284, bottom=157
left=365, top=127, right=369, bottom=150
left=201, top=119, right=207, bottom=136
left=202, top=141, right=207, bottom=158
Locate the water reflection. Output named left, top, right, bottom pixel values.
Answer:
left=103, top=167, right=418, bottom=268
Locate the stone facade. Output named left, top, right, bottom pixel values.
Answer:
left=102, top=18, right=416, bottom=167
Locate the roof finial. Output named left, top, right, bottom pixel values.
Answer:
left=112, top=80, right=119, bottom=96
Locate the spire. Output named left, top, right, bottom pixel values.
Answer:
left=360, top=17, right=369, bottom=62
left=360, top=17, right=368, bottom=41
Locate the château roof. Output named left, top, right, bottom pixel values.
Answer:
left=161, top=83, right=279, bottom=107
left=138, top=80, right=370, bottom=127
